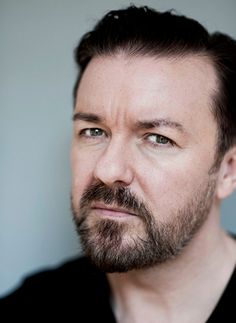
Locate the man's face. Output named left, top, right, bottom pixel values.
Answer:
left=71, top=54, right=219, bottom=272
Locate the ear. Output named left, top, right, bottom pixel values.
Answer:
left=216, top=146, right=236, bottom=199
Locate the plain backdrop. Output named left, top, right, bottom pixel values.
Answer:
left=1, top=0, right=236, bottom=296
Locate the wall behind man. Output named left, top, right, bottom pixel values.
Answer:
left=1, top=0, right=236, bottom=296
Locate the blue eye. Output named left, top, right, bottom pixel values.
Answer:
left=80, top=128, right=105, bottom=137
left=145, top=134, right=173, bottom=146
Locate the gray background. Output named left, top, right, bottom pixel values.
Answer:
left=1, top=0, right=236, bottom=296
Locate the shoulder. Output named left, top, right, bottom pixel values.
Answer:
left=0, top=256, right=110, bottom=312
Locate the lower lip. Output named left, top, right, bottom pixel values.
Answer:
left=92, top=208, right=136, bottom=219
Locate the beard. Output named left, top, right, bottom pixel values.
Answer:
left=71, top=178, right=216, bottom=273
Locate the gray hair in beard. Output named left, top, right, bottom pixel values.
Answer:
left=71, top=180, right=215, bottom=272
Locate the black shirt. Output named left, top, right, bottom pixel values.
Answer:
left=0, top=256, right=235, bottom=322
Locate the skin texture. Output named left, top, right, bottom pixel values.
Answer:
left=71, top=54, right=236, bottom=322
left=71, top=54, right=218, bottom=213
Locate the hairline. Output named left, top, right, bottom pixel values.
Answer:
left=74, top=49, right=215, bottom=105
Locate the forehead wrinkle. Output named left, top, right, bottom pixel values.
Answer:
left=74, top=55, right=218, bottom=140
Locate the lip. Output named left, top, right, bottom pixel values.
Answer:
left=91, top=202, right=137, bottom=217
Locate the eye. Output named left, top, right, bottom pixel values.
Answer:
left=79, top=128, right=106, bottom=138
left=145, top=134, right=174, bottom=147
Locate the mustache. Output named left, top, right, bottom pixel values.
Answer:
left=79, top=182, right=151, bottom=220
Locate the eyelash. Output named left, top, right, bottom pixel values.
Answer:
left=78, top=128, right=174, bottom=147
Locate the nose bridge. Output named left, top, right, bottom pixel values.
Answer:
left=93, top=135, right=133, bottom=186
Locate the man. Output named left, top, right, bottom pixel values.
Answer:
left=1, top=5, right=236, bottom=322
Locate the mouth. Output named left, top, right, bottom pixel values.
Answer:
left=91, top=202, right=137, bottom=218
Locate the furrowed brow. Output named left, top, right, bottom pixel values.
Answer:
left=72, top=112, right=103, bottom=123
left=135, top=119, right=185, bottom=133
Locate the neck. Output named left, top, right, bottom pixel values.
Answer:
left=107, top=207, right=236, bottom=323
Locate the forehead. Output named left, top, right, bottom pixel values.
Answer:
left=75, top=54, right=218, bottom=130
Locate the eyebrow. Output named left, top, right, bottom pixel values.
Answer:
left=72, top=112, right=185, bottom=134
left=135, top=119, right=185, bottom=133
left=72, top=112, right=103, bottom=123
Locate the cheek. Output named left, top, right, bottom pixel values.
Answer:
left=135, top=156, right=208, bottom=216
left=142, top=171, right=186, bottom=212
left=71, top=147, right=96, bottom=206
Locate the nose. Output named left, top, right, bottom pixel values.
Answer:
left=93, top=138, right=134, bottom=187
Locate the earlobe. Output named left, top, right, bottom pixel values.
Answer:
left=216, top=147, right=236, bottom=199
